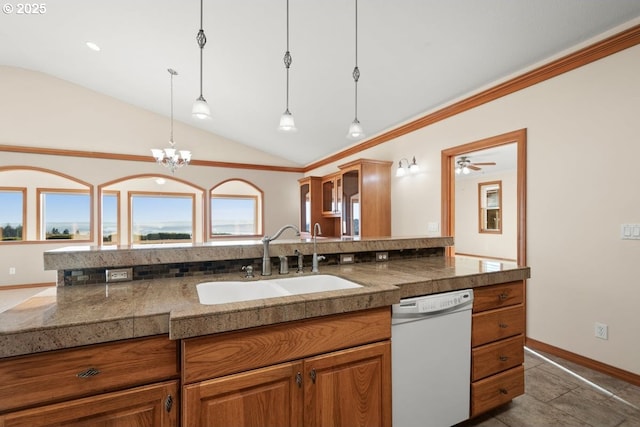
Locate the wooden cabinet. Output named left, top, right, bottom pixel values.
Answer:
left=0, top=380, right=178, bottom=427
left=182, top=308, right=391, bottom=427
left=321, top=173, right=342, bottom=217
left=311, top=159, right=391, bottom=237
left=304, top=342, right=391, bottom=427
left=470, top=281, right=525, bottom=417
left=299, top=176, right=334, bottom=236
left=0, top=336, right=179, bottom=426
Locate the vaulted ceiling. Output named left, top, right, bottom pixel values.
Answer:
left=2, top=1, right=640, bottom=166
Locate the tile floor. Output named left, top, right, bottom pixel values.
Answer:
left=457, top=348, right=640, bottom=427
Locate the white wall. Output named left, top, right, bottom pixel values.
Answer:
left=307, top=42, right=640, bottom=374
left=455, top=170, right=517, bottom=260
left=0, top=68, right=301, bottom=287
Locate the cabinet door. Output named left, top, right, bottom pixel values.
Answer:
left=304, top=341, right=391, bottom=427
left=0, top=380, right=178, bottom=427
left=183, top=361, right=303, bottom=427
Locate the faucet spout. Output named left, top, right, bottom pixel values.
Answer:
left=262, top=224, right=300, bottom=276
left=312, top=223, right=323, bottom=273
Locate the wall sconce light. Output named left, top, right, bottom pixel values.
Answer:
left=396, top=157, right=419, bottom=177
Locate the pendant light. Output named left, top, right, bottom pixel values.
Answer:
left=347, top=0, right=365, bottom=140
left=192, top=0, right=211, bottom=119
left=151, top=69, right=192, bottom=174
left=277, top=0, right=297, bottom=132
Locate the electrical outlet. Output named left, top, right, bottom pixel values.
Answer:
left=376, top=252, right=389, bottom=262
left=340, top=254, right=355, bottom=264
left=106, top=268, right=133, bottom=283
left=9, top=267, right=16, bottom=275
left=595, top=322, right=608, bottom=340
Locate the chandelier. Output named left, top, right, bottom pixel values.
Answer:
left=151, top=69, right=192, bottom=174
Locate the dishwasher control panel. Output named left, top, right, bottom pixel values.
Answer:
left=393, top=289, right=473, bottom=316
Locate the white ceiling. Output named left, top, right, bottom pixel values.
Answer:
left=2, top=1, right=640, bottom=166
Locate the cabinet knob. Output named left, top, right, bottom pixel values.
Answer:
left=296, top=372, right=303, bottom=388
left=498, top=293, right=509, bottom=301
left=499, top=355, right=509, bottom=362
left=76, top=367, right=101, bottom=378
left=165, top=395, right=173, bottom=413
left=499, top=388, right=508, bottom=395
left=310, top=368, right=317, bottom=384
left=498, top=323, right=508, bottom=329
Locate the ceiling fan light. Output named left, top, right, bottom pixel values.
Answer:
left=462, top=166, right=470, bottom=175
left=192, top=96, right=211, bottom=119
left=278, top=110, right=298, bottom=133
left=347, top=119, right=365, bottom=140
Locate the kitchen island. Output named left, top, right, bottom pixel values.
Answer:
left=0, top=237, right=530, bottom=426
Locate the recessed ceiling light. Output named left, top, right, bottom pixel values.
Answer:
left=85, top=41, right=101, bottom=52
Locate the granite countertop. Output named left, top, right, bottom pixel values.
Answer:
left=0, top=256, right=530, bottom=359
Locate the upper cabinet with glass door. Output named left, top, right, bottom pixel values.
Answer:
left=331, top=159, right=392, bottom=238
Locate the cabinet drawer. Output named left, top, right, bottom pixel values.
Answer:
left=0, top=336, right=178, bottom=413
left=182, top=307, right=391, bottom=384
left=473, top=282, right=524, bottom=313
left=471, top=365, right=524, bottom=417
left=472, top=335, right=524, bottom=381
left=472, top=305, right=524, bottom=347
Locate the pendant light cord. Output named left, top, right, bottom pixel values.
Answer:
left=197, top=0, right=206, bottom=98
left=284, top=0, right=292, bottom=111
left=168, top=69, right=176, bottom=145
left=353, top=0, right=360, bottom=120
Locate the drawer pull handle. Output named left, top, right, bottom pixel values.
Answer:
left=310, top=368, right=317, bottom=384
left=296, top=372, right=303, bottom=388
left=499, top=355, right=509, bottom=362
left=77, top=367, right=101, bottom=378
left=165, top=395, right=173, bottom=413
left=499, top=388, right=508, bottom=395
left=499, top=323, right=508, bottom=329
left=498, top=293, right=509, bottom=301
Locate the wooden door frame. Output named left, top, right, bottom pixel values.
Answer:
left=441, top=129, right=527, bottom=265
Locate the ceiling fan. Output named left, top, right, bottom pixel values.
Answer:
left=455, top=156, right=496, bottom=175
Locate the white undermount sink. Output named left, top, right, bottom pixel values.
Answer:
left=196, top=274, right=362, bottom=305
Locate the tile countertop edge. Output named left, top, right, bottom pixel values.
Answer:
left=168, top=285, right=400, bottom=340
left=0, top=261, right=530, bottom=358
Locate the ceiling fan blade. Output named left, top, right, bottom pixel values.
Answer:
left=468, top=165, right=482, bottom=171
left=471, top=162, right=496, bottom=166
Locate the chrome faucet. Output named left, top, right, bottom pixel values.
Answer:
left=261, top=224, right=300, bottom=276
left=312, top=223, right=325, bottom=273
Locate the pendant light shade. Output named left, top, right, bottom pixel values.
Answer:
left=192, top=0, right=211, bottom=119
left=277, top=0, right=297, bottom=133
left=192, top=95, right=210, bottom=119
left=278, top=109, right=297, bottom=133
left=347, top=119, right=365, bottom=140
left=347, top=0, right=365, bottom=140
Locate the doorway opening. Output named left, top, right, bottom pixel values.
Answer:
left=441, top=129, right=527, bottom=266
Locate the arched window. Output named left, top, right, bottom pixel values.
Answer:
left=210, top=179, right=263, bottom=238
left=0, top=166, right=93, bottom=243
left=99, top=175, right=205, bottom=245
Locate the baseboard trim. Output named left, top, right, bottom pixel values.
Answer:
left=526, top=337, right=640, bottom=387
left=0, top=282, right=55, bottom=291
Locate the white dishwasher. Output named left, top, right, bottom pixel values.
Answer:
left=391, top=289, right=473, bottom=427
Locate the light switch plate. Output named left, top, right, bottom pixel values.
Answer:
left=621, top=224, right=640, bottom=240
